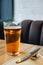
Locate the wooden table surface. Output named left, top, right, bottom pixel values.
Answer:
left=0, top=40, right=43, bottom=65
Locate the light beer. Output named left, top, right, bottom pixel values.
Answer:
left=4, top=26, right=21, bottom=55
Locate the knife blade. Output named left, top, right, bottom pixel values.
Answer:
left=16, top=46, right=41, bottom=63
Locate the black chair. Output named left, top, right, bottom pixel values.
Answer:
left=0, top=21, right=4, bottom=39
left=28, top=21, right=42, bottom=45
left=40, top=26, right=43, bottom=46
left=21, top=20, right=43, bottom=45
left=21, top=20, right=32, bottom=43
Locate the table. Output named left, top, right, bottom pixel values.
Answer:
left=0, top=40, right=43, bottom=65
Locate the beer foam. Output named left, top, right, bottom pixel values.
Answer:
left=4, top=26, right=21, bottom=29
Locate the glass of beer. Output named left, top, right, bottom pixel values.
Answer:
left=4, top=25, right=21, bottom=55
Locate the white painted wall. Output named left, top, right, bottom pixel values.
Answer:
left=14, top=0, right=43, bottom=22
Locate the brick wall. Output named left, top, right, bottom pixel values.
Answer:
left=14, top=0, right=43, bottom=22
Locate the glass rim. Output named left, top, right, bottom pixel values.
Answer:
left=4, top=26, right=21, bottom=29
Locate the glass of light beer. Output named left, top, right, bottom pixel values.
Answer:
left=4, top=25, right=21, bottom=55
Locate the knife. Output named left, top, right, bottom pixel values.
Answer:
left=16, top=46, right=41, bottom=63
